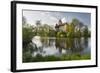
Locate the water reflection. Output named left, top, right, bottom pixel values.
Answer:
left=31, top=36, right=90, bottom=57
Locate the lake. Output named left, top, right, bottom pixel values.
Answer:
left=23, top=36, right=91, bottom=62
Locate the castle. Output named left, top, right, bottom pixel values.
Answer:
left=55, top=19, right=68, bottom=32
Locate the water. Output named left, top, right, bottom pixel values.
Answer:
left=31, top=36, right=91, bottom=57
left=23, top=36, right=91, bottom=62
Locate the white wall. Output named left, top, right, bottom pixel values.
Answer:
left=0, top=0, right=100, bottom=73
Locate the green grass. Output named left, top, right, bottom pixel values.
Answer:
left=60, top=54, right=90, bottom=61
left=23, top=53, right=91, bottom=63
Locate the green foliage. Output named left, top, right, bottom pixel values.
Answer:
left=22, top=17, right=91, bottom=63
left=23, top=53, right=91, bottom=62
left=83, top=26, right=90, bottom=37
left=71, top=18, right=80, bottom=26
left=56, top=18, right=90, bottom=38
left=75, top=29, right=81, bottom=38
left=23, top=26, right=34, bottom=47
left=23, top=51, right=33, bottom=62
left=56, top=31, right=66, bottom=38
left=33, top=24, right=55, bottom=37
left=31, top=54, right=60, bottom=62
left=22, top=17, right=91, bottom=39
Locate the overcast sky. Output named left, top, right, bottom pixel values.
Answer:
left=23, top=10, right=91, bottom=28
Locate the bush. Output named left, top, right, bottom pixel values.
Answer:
left=23, top=27, right=34, bottom=47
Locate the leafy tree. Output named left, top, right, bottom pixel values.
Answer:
left=83, top=26, right=89, bottom=37
left=34, top=24, right=55, bottom=37
left=76, top=29, right=81, bottom=38
left=66, top=23, right=75, bottom=37
left=71, top=18, right=80, bottom=26
left=23, top=26, right=34, bottom=47
left=36, top=20, right=41, bottom=26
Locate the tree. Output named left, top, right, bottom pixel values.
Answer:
left=66, top=23, right=75, bottom=37
left=23, top=26, right=34, bottom=47
left=35, top=20, right=41, bottom=35
left=83, top=26, right=89, bottom=37
left=22, top=17, right=34, bottom=47
left=36, top=20, right=41, bottom=26
left=71, top=18, right=80, bottom=26
left=76, top=29, right=81, bottom=38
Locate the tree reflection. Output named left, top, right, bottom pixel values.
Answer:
left=23, top=37, right=90, bottom=62
left=55, top=38, right=89, bottom=54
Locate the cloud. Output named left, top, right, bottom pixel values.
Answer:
left=50, top=16, right=58, bottom=21
left=39, top=11, right=58, bottom=25
left=41, top=12, right=58, bottom=21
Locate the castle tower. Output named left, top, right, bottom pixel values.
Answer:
left=58, top=19, right=62, bottom=25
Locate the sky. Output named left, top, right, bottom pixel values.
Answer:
left=23, top=10, right=91, bottom=28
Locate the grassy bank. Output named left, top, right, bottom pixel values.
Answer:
left=23, top=53, right=91, bottom=63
